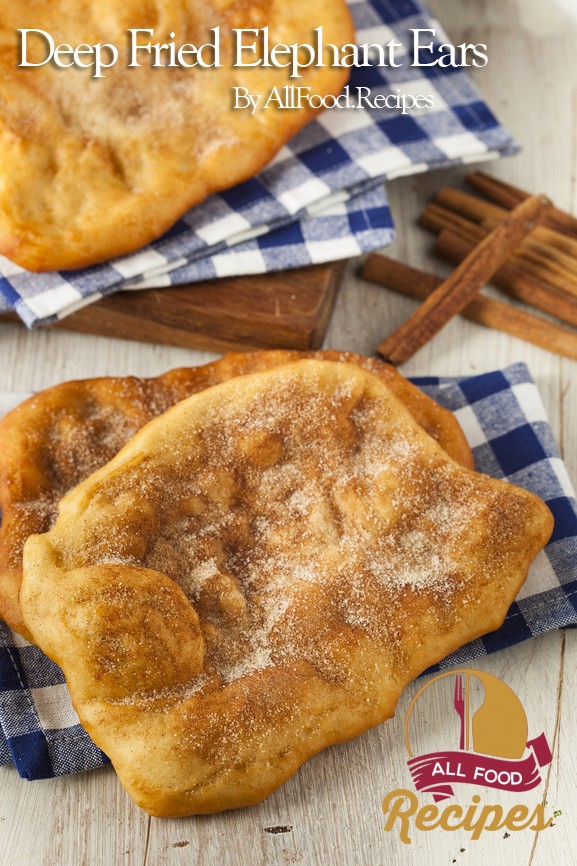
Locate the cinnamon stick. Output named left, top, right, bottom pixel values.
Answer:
left=420, top=202, right=486, bottom=243
left=433, top=230, right=577, bottom=328
left=434, top=188, right=504, bottom=225
left=375, top=194, right=551, bottom=364
left=466, top=172, right=577, bottom=241
left=482, top=214, right=577, bottom=279
left=434, top=187, right=577, bottom=258
left=420, top=201, right=577, bottom=300
left=362, top=254, right=577, bottom=362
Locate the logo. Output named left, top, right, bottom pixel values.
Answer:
left=406, top=670, right=552, bottom=799
left=382, top=669, right=558, bottom=844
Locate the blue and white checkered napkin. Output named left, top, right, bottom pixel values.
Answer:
left=0, top=362, right=575, bottom=781
left=0, top=0, right=517, bottom=328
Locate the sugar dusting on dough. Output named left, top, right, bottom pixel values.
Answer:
left=18, top=361, right=552, bottom=817
left=49, top=364, right=523, bottom=694
left=0, top=351, right=474, bottom=641
left=0, top=1, right=355, bottom=269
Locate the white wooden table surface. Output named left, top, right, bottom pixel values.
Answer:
left=1, top=1, right=576, bottom=863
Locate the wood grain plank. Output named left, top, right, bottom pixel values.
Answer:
left=0, top=766, right=149, bottom=866
left=0, top=263, right=344, bottom=352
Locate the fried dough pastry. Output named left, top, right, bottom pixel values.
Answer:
left=0, top=350, right=472, bottom=640
left=21, top=360, right=552, bottom=817
left=0, top=1, right=353, bottom=270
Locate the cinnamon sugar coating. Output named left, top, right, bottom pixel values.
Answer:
left=21, top=360, right=552, bottom=816
left=0, top=350, right=472, bottom=640
left=0, top=1, right=354, bottom=270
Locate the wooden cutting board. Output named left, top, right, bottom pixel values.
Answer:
left=0, top=262, right=344, bottom=352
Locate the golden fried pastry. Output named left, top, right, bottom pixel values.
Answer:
left=0, top=1, right=353, bottom=270
left=21, top=360, right=552, bottom=817
left=0, top=350, right=472, bottom=640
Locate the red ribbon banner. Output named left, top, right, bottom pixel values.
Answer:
left=407, top=733, right=552, bottom=802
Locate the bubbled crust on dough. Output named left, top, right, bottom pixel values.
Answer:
left=21, top=361, right=552, bottom=816
left=0, top=0, right=354, bottom=270
left=0, top=350, right=472, bottom=639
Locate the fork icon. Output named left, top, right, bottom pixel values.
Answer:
left=454, top=674, right=467, bottom=750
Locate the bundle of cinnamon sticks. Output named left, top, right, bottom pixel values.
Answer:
left=362, top=173, right=577, bottom=364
